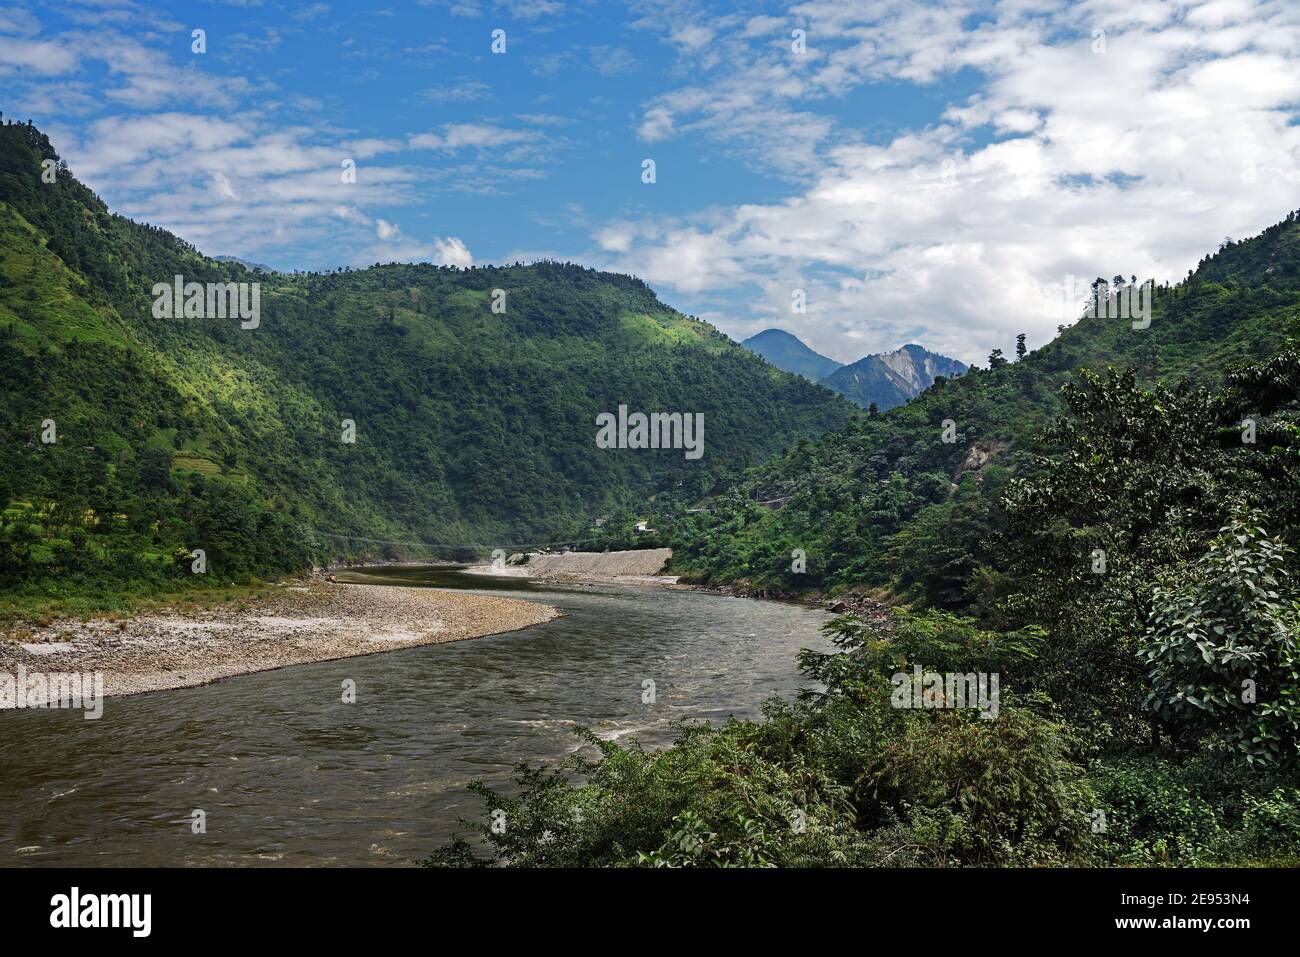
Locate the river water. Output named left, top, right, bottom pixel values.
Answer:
left=0, top=567, right=832, bottom=866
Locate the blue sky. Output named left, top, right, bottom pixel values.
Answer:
left=3, top=0, right=1300, bottom=364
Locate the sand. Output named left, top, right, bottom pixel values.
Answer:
left=0, top=580, right=558, bottom=706
left=463, top=547, right=677, bottom=586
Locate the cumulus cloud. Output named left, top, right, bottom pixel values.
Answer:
left=0, top=35, right=78, bottom=74
left=433, top=236, right=474, bottom=267
left=603, top=0, right=1300, bottom=364
left=8, top=0, right=1299, bottom=365
left=58, top=111, right=419, bottom=265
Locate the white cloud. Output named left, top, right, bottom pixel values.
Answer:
left=602, top=0, right=1300, bottom=364
left=433, top=236, right=474, bottom=267
left=505, top=0, right=564, bottom=19
left=589, top=46, right=637, bottom=76
left=420, top=80, right=491, bottom=102
left=407, top=123, right=537, bottom=151
left=0, top=8, right=41, bottom=36
left=669, top=24, right=716, bottom=51
left=637, top=107, right=674, bottom=142
left=0, top=35, right=77, bottom=74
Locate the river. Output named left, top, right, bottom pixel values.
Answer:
left=0, top=567, right=833, bottom=866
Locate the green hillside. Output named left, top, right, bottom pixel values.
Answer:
left=0, top=119, right=855, bottom=608
left=661, top=219, right=1300, bottom=604
left=437, top=224, right=1300, bottom=869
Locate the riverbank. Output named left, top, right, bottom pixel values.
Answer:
left=672, top=580, right=895, bottom=622
left=462, top=546, right=678, bottom=587
left=0, top=579, right=558, bottom=706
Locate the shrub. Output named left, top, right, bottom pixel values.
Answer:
left=1142, top=505, right=1300, bottom=768
left=428, top=608, right=1094, bottom=868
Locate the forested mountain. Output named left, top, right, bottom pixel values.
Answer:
left=0, top=119, right=855, bottom=602
left=819, top=343, right=968, bottom=412
left=661, top=217, right=1300, bottom=604
left=740, top=328, right=842, bottom=381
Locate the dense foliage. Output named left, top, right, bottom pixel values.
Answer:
left=661, top=217, right=1300, bottom=603
left=0, top=119, right=853, bottom=609
left=428, top=607, right=1095, bottom=868
left=435, top=300, right=1300, bottom=867
left=431, top=592, right=1300, bottom=868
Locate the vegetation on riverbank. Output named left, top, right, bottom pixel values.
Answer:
left=0, top=578, right=275, bottom=629
left=431, top=220, right=1300, bottom=866
left=430, top=605, right=1300, bottom=868
left=432, top=354, right=1300, bottom=865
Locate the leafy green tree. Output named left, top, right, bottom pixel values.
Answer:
left=1142, top=506, right=1300, bottom=768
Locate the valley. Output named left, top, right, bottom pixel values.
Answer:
left=2, top=117, right=1299, bottom=873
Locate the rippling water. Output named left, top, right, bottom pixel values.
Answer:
left=0, top=567, right=832, bottom=866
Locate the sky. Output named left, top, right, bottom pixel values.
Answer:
left=2, top=0, right=1299, bottom=365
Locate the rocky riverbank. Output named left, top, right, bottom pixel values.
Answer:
left=676, top=582, right=895, bottom=626
left=0, top=579, right=558, bottom=706
left=464, top=547, right=677, bottom=586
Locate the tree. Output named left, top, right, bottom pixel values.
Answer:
left=1016, top=334, right=1027, bottom=360
left=1142, top=505, right=1300, bottom=768
left=996, top=353, right=1300, bottom=740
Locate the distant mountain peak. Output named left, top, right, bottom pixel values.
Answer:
left=820, top=344, right=967, bottom=412
left=214, top=255, right=276, bottom=273
left=740, top=329, right=842, bottom=382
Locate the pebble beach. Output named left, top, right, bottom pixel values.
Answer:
left=0, top=579, right=559, bottom=706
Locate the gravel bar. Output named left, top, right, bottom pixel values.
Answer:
left=0, top=580, right=559, bottom=706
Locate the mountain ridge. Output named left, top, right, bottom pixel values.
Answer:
left=0, top=118, right=856, bottom=599
left=820, top=343, right=968, bottom=411
left=739, top=328, right=968, bottom=411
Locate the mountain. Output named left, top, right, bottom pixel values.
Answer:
left=819, top=343, right=968, bottom=411
left=739, top=328, right=842, bottom=381
left=0, top=119, right=856, bottom=599
left=213, top=255, right=275, bottom=273
left=663, top=216, right=1300, bottom=603
left=739, top=330, right=967, bottom=410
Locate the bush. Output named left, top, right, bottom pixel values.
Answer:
left=428, top=608, right=1094, bottom=868
left=1090, top=757, right=1300, bottom=866
left=1142, top=505, right=1300, bottom=768
left=1090, top=759, right=1226, bottom=865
